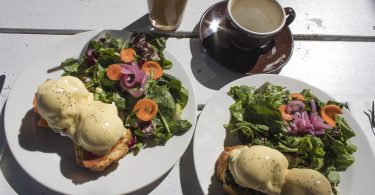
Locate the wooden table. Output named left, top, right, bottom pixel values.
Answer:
left=0, top=0, right=374, bottom=194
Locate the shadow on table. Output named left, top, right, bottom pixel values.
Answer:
left=0, top=104, right=170, bottom=194
left=122, top=14, right=154, bottom=33
left=179, top=135, right=204, bottom=195
left=179, top=134, right=224, bottom=195
left=189, top=24, right=245, bottom=90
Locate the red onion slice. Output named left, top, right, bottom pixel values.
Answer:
left=120, top=64, right=140, bottom=88
left=286, top=100, right=305, bottom=113
left=119, top=64, right=149, bottom=98
left=288, top=99, right=332, bottom=135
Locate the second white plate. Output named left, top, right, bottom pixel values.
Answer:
left=193, top=74, right=375, bottom=195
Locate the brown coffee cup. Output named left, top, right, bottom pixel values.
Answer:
left=226, top=0, right=295, bottom=51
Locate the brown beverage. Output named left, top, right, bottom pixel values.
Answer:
left=147, top=0, right=188, bottom=31
left=230, top=0, right=284, bottom=33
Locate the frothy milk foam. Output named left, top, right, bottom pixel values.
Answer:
left=231, top=0, right=284, bottom=33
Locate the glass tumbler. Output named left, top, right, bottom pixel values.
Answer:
left=147, top=0, right=188, bottom=31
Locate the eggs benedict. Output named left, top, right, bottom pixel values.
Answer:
left=281, top=168, right=333, bottom=195
left=35, top=76, right=132, bottom=171
left=216, top=145, right=333, bottom=195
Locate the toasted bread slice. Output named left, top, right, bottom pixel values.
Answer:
left=216, top=145, right=246, bottom=195
left=74, top=128, right=132, bottom=171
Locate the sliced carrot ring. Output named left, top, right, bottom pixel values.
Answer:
left=141, top=61, right=163, bottom=80
left=320, top=104, right=343, bottom=127
left=291, top=93, right=305, bottom=101
left=278, top=104, right=293, bottom=121
left=120, top=48, right=136, bottom=63
left=133, top=98, right=158, bottom=121
left=106, top=64, right=122, bottom=80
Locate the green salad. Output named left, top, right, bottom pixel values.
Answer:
left=60, top=33, right=191, bottom=153
left=224, top=82, right=357, bottom=194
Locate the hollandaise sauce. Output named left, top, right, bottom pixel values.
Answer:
left=36, top=76, right=127, bottom=155
left=228, top=145, right=332, bottom=195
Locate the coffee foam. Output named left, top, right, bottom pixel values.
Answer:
left=231, top=0, right=284, bottom=33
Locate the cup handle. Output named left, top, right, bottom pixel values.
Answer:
left=284, top=7, right=296, bottom=26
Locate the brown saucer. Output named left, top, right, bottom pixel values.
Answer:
left=199, top=1, right=293, bottom=74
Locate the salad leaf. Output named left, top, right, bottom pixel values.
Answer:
left=298, top=135, right=325, bottom=170
left=61, top=58, right=80, bottom=75
left=337, top=116, right=356, bottom=140
left=147, top=84, right=176, bottom=118
left=326, top=166, right=340, bottom=187
left=253, top=82, right=290, bottom=107
left=168, top=119, right=192, bottom=133
left=326, top=135, right=356, bottom=171
left=227, top=85, right=255, bottom=103
left=96, top=64, right=117, bottom=88
left=97, top=47, right=120, bottom=66
left=93, top=90, right=126, bottom=109
left=167, top=79, right=189, bottom=109
left=244, top=102, right=283, bottom=128
left=228, top=99, right=245, bottom=122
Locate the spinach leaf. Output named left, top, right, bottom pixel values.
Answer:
left=147, top=84, right=176, bottom=119
left=61, top=58, right=80, bottom=75
left=157, top=74, right=189, bottom=109
left=337, top=116, right=356, bottom=140
left=326, top=135, right=356, bottom=171
left=168, top=119, right=192, bottom=133
left=167, top=79, right=188, bottom=109
left=97, top=48, right=120, bottom=66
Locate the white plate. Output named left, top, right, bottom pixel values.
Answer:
left=4, top=30, right=197, bottom=194
left=193, top=74, right=375, bottom=195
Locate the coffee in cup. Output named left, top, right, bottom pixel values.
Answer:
left=227, top=0, right=295, bottom=50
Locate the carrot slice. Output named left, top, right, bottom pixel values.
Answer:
left=33, top=94, right=39, bottom=113
left=278, top=105, right=293, bottom=121
left=120, top=48, right=136, bottom=63
left=291, top=93, right=305, bottom=101
left=133, top=98, right=158, bottom=121
left=106, top=64, right=122, bottom=81
left=320, top=104, right=343, bottom=127
left=141, top=61, right=163, bottom=80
